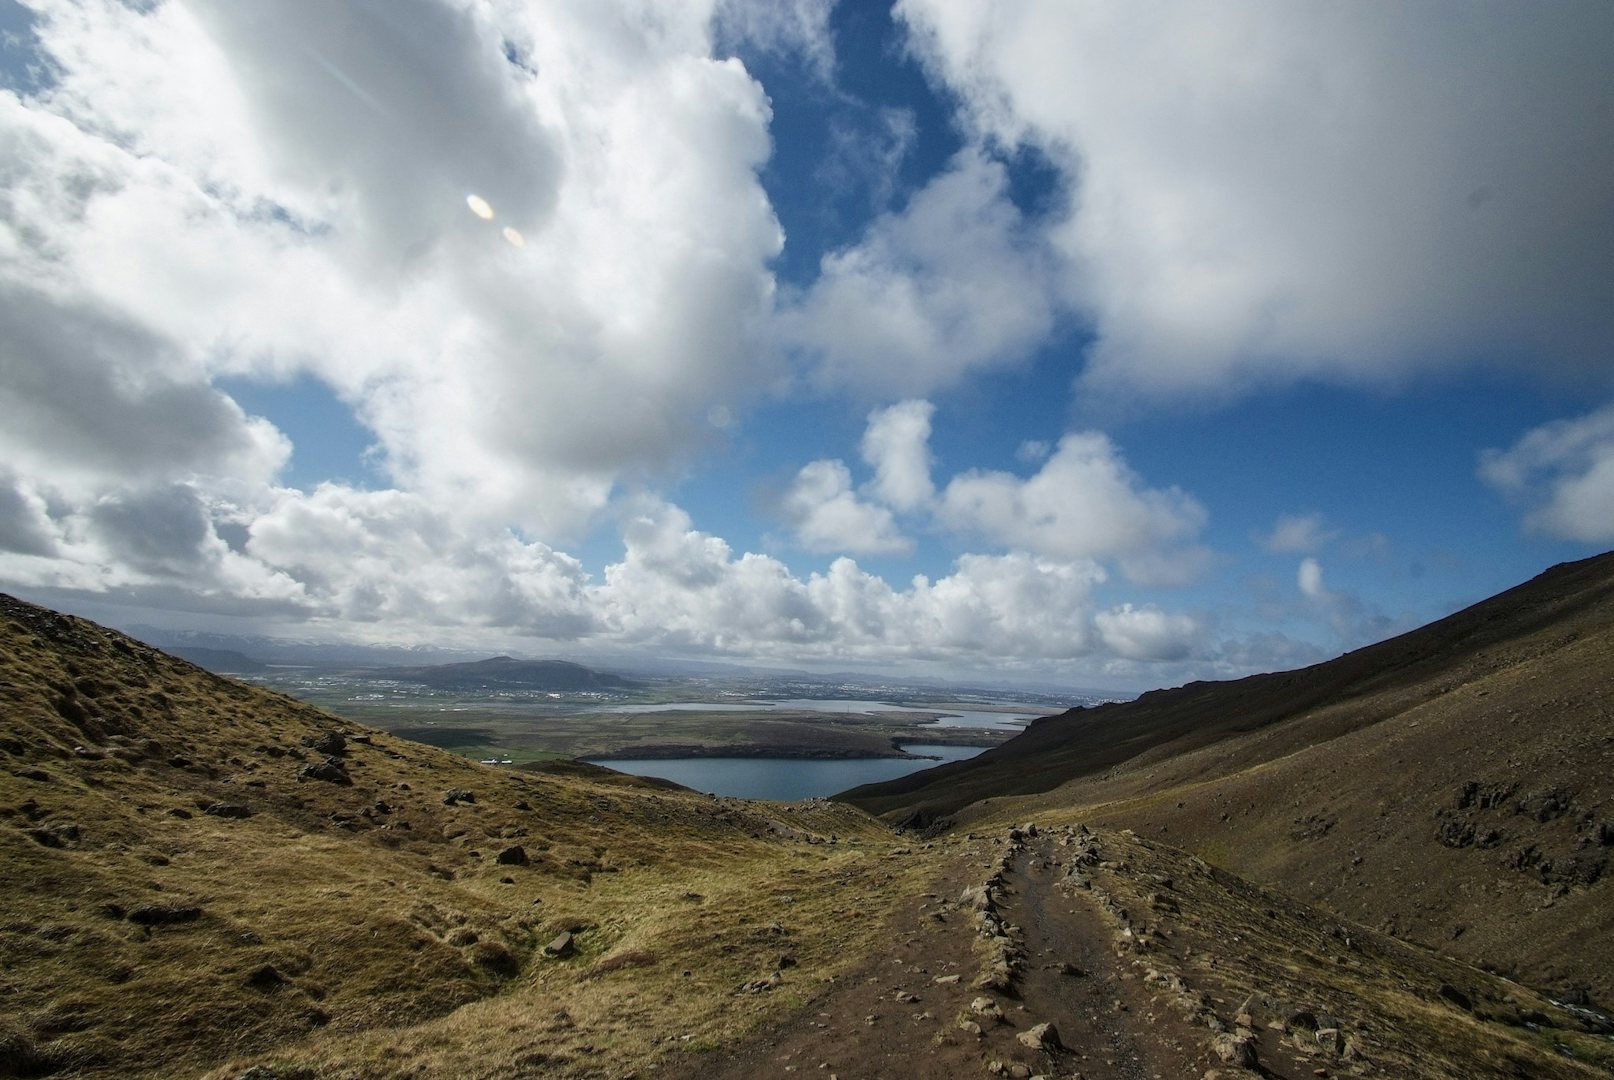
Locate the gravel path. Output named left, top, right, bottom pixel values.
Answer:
left=662, top=832, right=1210, bottom=1080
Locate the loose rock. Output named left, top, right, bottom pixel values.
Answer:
left=298, top=756, right=350, bottom=785
left=496, top=845, right=529, bottom=866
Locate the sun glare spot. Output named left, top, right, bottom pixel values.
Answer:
left=502, top=226, right=526, bottom=248
left=465, top=194, right=494, bottom=220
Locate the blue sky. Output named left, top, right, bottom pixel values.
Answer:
left=1, top=0, right=1611, bottom=691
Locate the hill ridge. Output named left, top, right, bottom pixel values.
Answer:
left=841, top=552, right=1614, bottom=1006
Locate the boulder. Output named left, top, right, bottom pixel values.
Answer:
left=298, top=756, right=350, bottom=785
left=495, top=845, right=529, bottom=866
left=1017, top=1022, right=1061, bottom=1051
left=443, top=788, right=476, bottom=805
left=307, top=731, right=346, bottom=755
left=544, top=931, right=575, bottom=958
left=204, top=802, right=252, bottom=819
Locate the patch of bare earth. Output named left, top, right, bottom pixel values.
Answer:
left=666, top=830, right=1206, bottom=1080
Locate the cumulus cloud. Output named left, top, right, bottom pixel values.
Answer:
left=1480, top=403, right=1614, bottom=543
left=1297, top=557, right=1329, bottom=602
left=600, top=500, right=1111, bottom=663
left=897, top=1, right=1614, bottom=400
left=779, top=149, right=1060, bottom=397
left=5, top=0, right=785, bottom=534
left=939, top=432, right=1207, bottom=570
left=0, top=282, right=290, bottom=495
left=776, top=403, right=1208, bottom=585
left=0, top=1, right=1235, bottom=681
left=780, top=459, right=911, bottom=555
left=1261, top=512, right=1337, bottom=554
left=1094, top=604, right=1201, bottom=662
left=245, top=485, right=597, bottom=634
left=860, top=399, right=935, bottom=511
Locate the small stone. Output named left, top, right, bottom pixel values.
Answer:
left=544, top=931, right=575, bottom=957
left=443, top=788, right=475, bottom=805
left=1017, top=1022, right=1061, bottom=1051
left=203, top=802, right=251, bottom=819
left=495, top=845, right=529, bottom=866
left=934, top=973, right=961, bottom=985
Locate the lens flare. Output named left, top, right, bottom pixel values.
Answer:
left=465, top=194, right=494, bottom=220
left=502, top=226, right=526, bottom=248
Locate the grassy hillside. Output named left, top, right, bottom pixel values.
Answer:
left=843, top=552, right=1614, bottom=1006
left=4, top=591, right=1610, bottom=1078
left=0, top=594, right=914, bottom=1079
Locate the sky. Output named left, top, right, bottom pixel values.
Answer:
left=1, top=0, right=1612, bottom=692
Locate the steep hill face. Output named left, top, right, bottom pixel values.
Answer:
left=842, top=552, right=1614, bottom=1005
left=0, top=595, right=899, bottom=1079
left=384, top=655, right=636, bottom=691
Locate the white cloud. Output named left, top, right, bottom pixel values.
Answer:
left=1261, top=512, right=1337, bottom=554
left=4, top=0, right=786, bottom=535
left=938, top=432, right=1207, bottom=571
left=1480, top=403, right=1614, bottom=543
left=779, top=404, right=1209, bottom=584
left=599, top=500, right=1113, bottom=664
left=713, top=0, right=838, bottom=83
left=0, top=1, right=1259, bottom=683
left=860, top=399, right=935, bottom=511
left=1293, top=555, right=1393, bottom=646
left=244, top=484, right=598, bottom=634
left=0, top=282, right=291, bottom=497
left=1015, top=439, right=1050, bottom=464
left=1297, top=557, right=1329, bottom=602
left=781, top=459, right=911, bottom=555
left=1094, top=604, right=1201, bottom=662
left=897, top=1, right=1614, bottom=401
left=778, top=148, right=1060, bottom=397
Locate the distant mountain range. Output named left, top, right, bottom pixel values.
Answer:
left=163, top=646, right=269, bottom=673
left=380, top=655, right=638, bottom=692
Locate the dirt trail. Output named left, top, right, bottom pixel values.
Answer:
left=1003, top=843, right=1198, bottom=1078
left=663, top=832, right=1208, bottom=1080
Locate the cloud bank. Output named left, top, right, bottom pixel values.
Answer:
left=895, top=0, right=1614, bottom=400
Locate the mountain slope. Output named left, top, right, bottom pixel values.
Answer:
left=841, top=552, right=1614, bottom=1004
left=0, top=595, right=901, bottom=1079
left=384, top=654, right=637, bottom=691
left=3, top=593, right=1607, bottom=1079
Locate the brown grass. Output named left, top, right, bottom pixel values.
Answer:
left=0, top=594, right=917, bottom=1079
